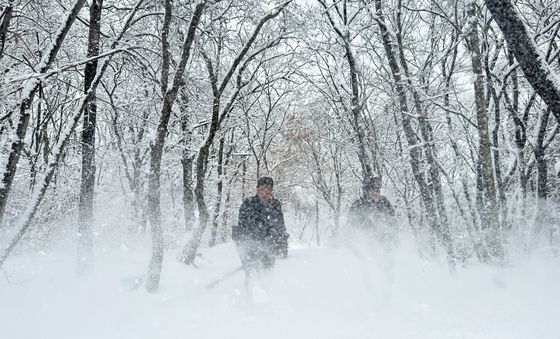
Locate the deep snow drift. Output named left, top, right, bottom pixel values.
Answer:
left=1, top=233, right=559, bottom=339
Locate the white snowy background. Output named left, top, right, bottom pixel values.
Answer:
left=2, top=0, right=560, bottom=338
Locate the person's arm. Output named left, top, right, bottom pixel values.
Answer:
left=348, top=200, right=362, bottom=227
left=276, top=200, right=287, bottom=235
left=232, top=200, right=248, bottom=242
left=383, top=197, right=395, bottom=217
left=270, top=200, right=288, bottom=256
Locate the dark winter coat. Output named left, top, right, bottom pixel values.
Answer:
left=233, top=195, right=288, bottom=257
left=348, top=195, right=395, bottom=230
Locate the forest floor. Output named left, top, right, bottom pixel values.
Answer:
left=1, top=233, right=559, bottom=339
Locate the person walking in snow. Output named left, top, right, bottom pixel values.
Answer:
left=232, top=177, right=289, bottom=281
left=348, top=176, right=396, bottom=243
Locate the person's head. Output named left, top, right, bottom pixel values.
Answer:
left=256, top=176, right=274, bottom=202
left=363, top=176, right=382, bottom=199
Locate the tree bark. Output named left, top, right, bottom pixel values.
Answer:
left=77, top=0, right=103, bottom=274
left=160, top=0, right=172, bottom=95
left=179, top=107, right=195, bottom=231
left=505, top=53, right=531, bottom=222
left=315, top=196, right=320, bottom=246
left=209, top=137, right=225, bottom=247
left=221, top=187, right=231, bottom=243
left=535, top=109, right=551, bottom=201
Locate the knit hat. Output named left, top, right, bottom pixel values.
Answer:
left=363, top=176, right=382, bottom=191
left=257, top=176, right=274, bottom=187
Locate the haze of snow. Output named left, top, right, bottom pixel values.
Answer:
left=1, top=227, right=559, bottom=339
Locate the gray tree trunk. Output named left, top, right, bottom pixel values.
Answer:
left=0, top=0, right=13, bottom=61
left=466, top=2, right=502, bottom=262
left=77, top=0, right=103, bottom=274
left=209, top=138, right=225, bottom=247
left=179, top=90, right=195, bottom=230
left=535, top=109, right=550, bottom=201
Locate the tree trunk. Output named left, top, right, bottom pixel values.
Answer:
left=221, top=186, right=231, bottom=243
left=0, top=0, right=13, bottom=61
left=209, top=138, right=225, bottom=247
left=334, top=162, right=342, bottom=233
left=466, top=2, right=502, bottom=262
left=181, top=148, right=195, bottom=230
left=315, top=196, right=320, bottom=246
left=241, top=159, right=247, bottom=199
left=0, top=0, right=87, bottom=227
left=535, top=109, right=551, bottom=201
left=346, top=39, right=374, bottom=180
left=145, top=1, right=206, bottom=293
left=179, top=91, right=195, bottom=230
left=486, top=46, right=509, bottom=235
left=77, top=0, right=103, bottom=274
left=160, top=0, right=172, bottom=94
left=485, top=0, right=560, bottom=122
left=180, top=137, right=213, bottom=263
left=490, top=86, right=509, bottom=233
left=180, top=104, right=216, bottom=263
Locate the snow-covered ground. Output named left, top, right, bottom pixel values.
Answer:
left=1, top=234, right=559, bottom=339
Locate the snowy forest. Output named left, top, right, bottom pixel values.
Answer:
left=1, top=0, right=560, bottom=338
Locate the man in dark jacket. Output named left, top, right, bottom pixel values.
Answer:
left=348, top=176, right=395, bottom=242
left=232, top=177, right=288, bottom=280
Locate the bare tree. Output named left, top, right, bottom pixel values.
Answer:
left=0, top=0, right=144, bottom=269
left=373, top=0, right=455, bottom=263
left=145, top=0, right=207, bottom=292
left=179, top=88, right=196, bottom=230
left=465, top=1, right=502, bottom=262
left=77, top=0, right=104, bottom=273
left=0, top=0, right=87, bottom=227
left=317, top=0, right=378, bottom=181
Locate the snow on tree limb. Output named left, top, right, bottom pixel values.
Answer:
left=485, top=0, right=560, bottom=122
left=6, top=48, right=134, bottom=83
